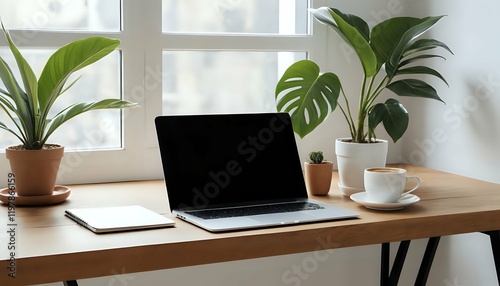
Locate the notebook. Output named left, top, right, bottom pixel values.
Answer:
left=65, top=205, right=176, bottom=233
left=154, top=112, right=359, bottom=232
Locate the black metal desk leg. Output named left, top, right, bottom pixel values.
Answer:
left=484, top=230, right=500, bottom=284
left=390, top=240, right=411, bottom=285
left=63, top=280, right=78, bottom=286
left=381, top=241, right=411, bottom=286
left=381, top=243, right=390, bottom=286
left=415, top=236, right=441, bottom=286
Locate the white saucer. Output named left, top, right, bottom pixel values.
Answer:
left=350, top=192, right=420, bottom=211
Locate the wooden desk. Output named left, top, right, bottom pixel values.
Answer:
left=1, top=164, right=499, bottom=285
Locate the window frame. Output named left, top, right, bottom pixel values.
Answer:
left=0, top=0, right=327, bottom=185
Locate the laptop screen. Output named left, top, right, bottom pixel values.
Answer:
left=155, top=112, right=308, bottom=211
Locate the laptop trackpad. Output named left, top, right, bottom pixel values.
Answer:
left=251, top=212, right=316, bottom=224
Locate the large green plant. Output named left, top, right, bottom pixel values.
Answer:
left=275, top=7, right=452, bottom=143
left=0, top=23, right=137, bottom=150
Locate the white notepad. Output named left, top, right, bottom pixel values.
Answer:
left=65, top=205, right=176, bottom=233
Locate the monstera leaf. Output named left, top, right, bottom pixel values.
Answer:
left=275, top=60, right=341, bottom=138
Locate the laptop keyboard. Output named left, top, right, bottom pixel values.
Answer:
left=184, top=202, right=325, bottom=220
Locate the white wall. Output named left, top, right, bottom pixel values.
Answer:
left=40, top=0, right=500, bottom=285
left=401, top=0, right=500, bottom=184
left=399, top=0, right=500, bottom=285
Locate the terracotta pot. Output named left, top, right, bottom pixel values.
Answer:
left=5, top=144, right=64, bottom=196
left=335, top=138, right=388, bottom=196
left=304, top=161, right=333, bottom=196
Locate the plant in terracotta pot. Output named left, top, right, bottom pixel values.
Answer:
left=304, top=151, right=334, bottom=196
left=275, top=7, right=452, bottom=195
left=0, top=23, right=137, bottom=199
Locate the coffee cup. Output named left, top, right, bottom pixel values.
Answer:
left=364, top=167, right=420, bottom=203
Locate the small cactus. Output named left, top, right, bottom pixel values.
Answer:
left=308, top=151, right=324, bottom=164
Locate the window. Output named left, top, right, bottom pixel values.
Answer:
left=0, top=0, right=120, bottom=31
left=161, top=0, right=310, bottom=115
left=162, top=0, right=308, bottom=34
left=0, top=0, right=322, bottom=184
left=162, top=51, right=305, bottom=115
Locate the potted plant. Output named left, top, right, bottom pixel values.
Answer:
left=304, top=151, right=334, bottom=196
left=0, top=23, right=137, bottom=200
left=275, top=7, right=452, bottom=195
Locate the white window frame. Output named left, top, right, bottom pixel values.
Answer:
left=0, top=0, right=328, bottom=185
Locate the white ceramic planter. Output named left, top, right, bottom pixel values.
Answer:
left=335, top=138, right=388, bottom=196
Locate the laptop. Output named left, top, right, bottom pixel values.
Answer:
left=155, top=112, right=359, bottom=232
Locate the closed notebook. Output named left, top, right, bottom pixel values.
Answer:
left=65, top=205, right=176, bottom=233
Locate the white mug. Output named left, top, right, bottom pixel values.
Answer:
left=364, top=167, right=420, bottom=203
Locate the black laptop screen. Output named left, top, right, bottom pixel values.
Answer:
left=155, top=112, right=308, bottom=211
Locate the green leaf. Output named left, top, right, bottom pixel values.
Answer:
left=0, top=120, right=9, bottom=131
left=275, top=60, right=341, bottom=138
left=0, top=119, right=24, bottom=143
left=311, top=7, right=377, bottom=77
left=369, top=98, right=409, bottom=142
left=0, top=57, right=33, bottom=142
left=1, top=22, right=38, bottom=115
left=329, top=8, right=370, bottom=42
left=403, top=39, right=453, bottom=57
left=38, top=37, right=121, bottom=121
left=395, top=66, right=448, bottom=86
left=387, top=79, right=444, bottom=102
left=371, top=17, right=424, bottom=69
left=0, top=95, right=27, bottom=144
left=42, top=99, right=137, bottom=145
left=0, top=58, right=28, bottom=106
left=385, top=16, right=446, bottom=78
left=310, top=7, right=350, bottom=44
left=0, top=91, right=18, bottom=114
left=399, top=54, right=446, bottom=67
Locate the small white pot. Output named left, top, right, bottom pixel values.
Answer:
left=335, top=138, right=388, bottom=196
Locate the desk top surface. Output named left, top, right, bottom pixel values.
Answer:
left=1, top=164, right=499, bottom=285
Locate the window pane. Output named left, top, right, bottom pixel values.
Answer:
left=0, top=0, right=120, bottom=31
left=162, top=0, right=309, bottom=34
left=0, top=49, right=122, bottom=150
left=162, top=51, right=305, bottom=114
